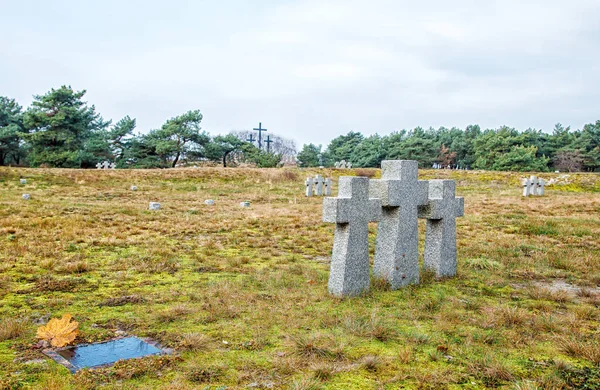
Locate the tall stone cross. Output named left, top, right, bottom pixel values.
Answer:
left=369, top=160, right=429, bottom=288
left=305, top=178, right=313, bottom=197
left=418, top=180, right=464, bottom=277
left=253, top=122, right=267, bottom=150
left=323, top=177, right=382, bottom=297
left=265, top=135, right=274, bottom=153
left=314, top=175, right=324, bottom=196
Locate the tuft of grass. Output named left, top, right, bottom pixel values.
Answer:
left=558, top=337, right=600, bottom=365
left=178, top=332, right=212, bottom=352
left=0, top=318, right=27, bottom=341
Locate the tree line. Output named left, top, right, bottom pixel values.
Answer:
left=297, top=122, right=600, bottom=172
left=0, top=86, right=294, bottom=168
left=3, top=85, right=599, bottom=172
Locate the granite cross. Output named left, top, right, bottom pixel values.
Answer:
left=369, top=160, right=429, bottom=288
left=522, top=178, right=530, bottom=197
left=253, top=122, right=267, bottom=150
left=529, top=176, right=538, bottom=196
left=323, top=176, right=382, bottom=296
left=537, top=178, right=545, bottom=196
left=305, top=177, right=313, bottom=197
left=96, top=162, right=103, bottom=169
left=314, top=175, right=324, bottom=196
left=418, top=180, right=464, bottom=277
left=324, top=178, right=332, bottom=196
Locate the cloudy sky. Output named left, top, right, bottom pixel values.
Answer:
left=2, top=0, right=599, bottom=148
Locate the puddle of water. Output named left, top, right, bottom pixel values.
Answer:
left=48, top=337, right=165, bottom=372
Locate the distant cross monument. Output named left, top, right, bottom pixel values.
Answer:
left=246, top=133, right=256, bottom=145
left=265, top=135, right=274, bottom=153
left=253, top=122, right=268, bottom=150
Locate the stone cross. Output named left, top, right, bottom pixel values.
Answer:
left=522, top=178, right=530, bottom=197
left=324, top=178, right=332, bottom=196
left=537, top=178, right=545, bottom=196
left=347, top=162, right=352, bottom=169
left=418, top=180, right=464, bottom=277
left=305, top=178, right=313, bottom=197
left=369, top=160, right=429, bottom=288
left=529, top=176, right=538, bottom=196
left=314, top=175, right=324, bottom=196
left=109, top=162, right=116, bottom=169
left=96, top=162, right=103, bottom=169
left=338, top=160, right=346, bottom=169
left=323, top=177, right=382, bottom=297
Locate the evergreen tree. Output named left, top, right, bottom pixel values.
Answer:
left=22, top=86, right=109, bottom=167
left=0, top=97, right=25, bottom=165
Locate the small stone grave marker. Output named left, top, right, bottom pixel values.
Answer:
left=20, top=179, right=27, bottom=185
left=204, top=199, right=215, bottom=205
left=22, top=194, right=31, bottom=200
left=130, top=186, right=138, bottom=191
left=149, top=202, right=161, bottom=210
left=240, top=201, right=250, bottom=207
left=305, top=178, right=313, bottom=197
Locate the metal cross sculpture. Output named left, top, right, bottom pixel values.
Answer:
left=264, top=135, right=274, bottom=153
left=246, top=133, right=256, bottom=145
left=253, top=122, right=268, bottom=150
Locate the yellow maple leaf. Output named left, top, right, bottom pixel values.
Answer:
left=36, top=314, right=79, bottom=348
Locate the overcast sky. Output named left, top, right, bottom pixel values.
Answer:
left=2, top=0, right=599, bottom=148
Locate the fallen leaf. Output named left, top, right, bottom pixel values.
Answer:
left=36, top=314, right=79, bottom=348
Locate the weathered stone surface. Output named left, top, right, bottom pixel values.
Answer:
left=418, top=180, right=464, bottom=277
left=240, top=201, right=250, bottom=208
left=305, top=178, right=313, bottom=197
left=369, top=160, right=429, bottom=288
left=204, top=199, right=215, bottom=205
left=323, top=176, right=381, bottom=297
left=130, top=186, right=138, bottom=191
left=22, top=194, right=31, bottom=200
left=149, top=202, right=161, bottom=210
left=20, top=179, right=27, bottom=185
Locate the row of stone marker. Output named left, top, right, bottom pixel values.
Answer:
left=96, top=161, right=116, bottom=169
left=323, top=160, right=464, bottom=297
left=305, top=175, right=332, bottom=197
left=334, top=160, right=353, bottom=169
left=522, top=176, right=545, bottom=197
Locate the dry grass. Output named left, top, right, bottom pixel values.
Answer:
left=0, top=318, right=27, bottom=341
left=0, top=167, right=599, bottom=388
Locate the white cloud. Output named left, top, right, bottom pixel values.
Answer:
left=1, top=0, right=599, bottom=147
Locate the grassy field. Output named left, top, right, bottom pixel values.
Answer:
left=0, top=167, right=599, bottom=390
